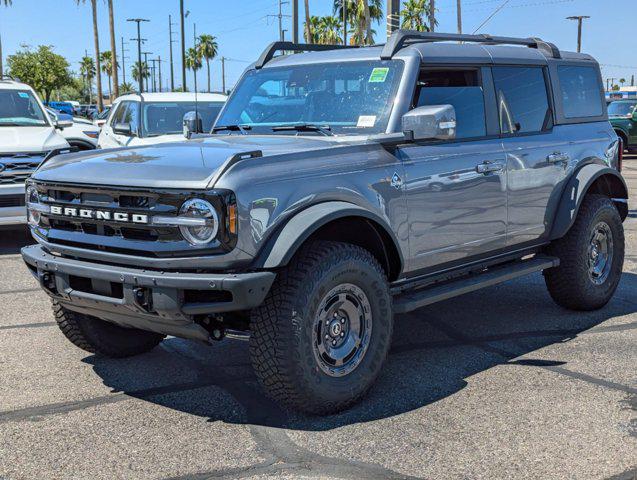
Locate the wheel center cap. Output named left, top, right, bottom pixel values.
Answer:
left=329, top=321, right=342, bottom=337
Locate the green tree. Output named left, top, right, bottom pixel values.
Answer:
left=401, top=0, right=435, bottom=31
left=100, top=51, right=115, bottom=99
left=319, top=16, right=342, bottom=44
left=7, top=45, right=71, bottom=102
left=333, top=0, right=383, bottom=45
left=131, top=61, right=150, bottom=85
left=79, top=55, right=95, bottom=104
left=76, top=0, right=103, bottom=111
left=185, top=47, right=202, bottom=74
left=118, top=81, right=135, bottom=94
left=619, top=78, right=626, bottom=87
left=304, top=16, right=322, bottom=43
left=53, top=77, right=85, bottom=103
left=197, top=34, right=218, bottom=93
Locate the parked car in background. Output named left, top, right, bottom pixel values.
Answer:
left=45, top=101, right=74, bottom=116
left=608, top=99, right=637, bottom=151
left=79, top=104, right=98, bottom=119
left=93, top=105, right=111, bottom=128
left=45, top=107, right=99, bottom=150
left=97, top=92, right=227, bottom=148
left=0, top=79, right=69, bottom=225
left=65, top=100, right=81, bottom=116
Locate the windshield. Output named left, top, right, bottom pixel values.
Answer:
left=0, top=90, right=48, bottom=126
left=215, top=60, right=404, bottom=135
left=608, top=101, right=636, bottom=117
left=142, top=101, right=225, bottom=136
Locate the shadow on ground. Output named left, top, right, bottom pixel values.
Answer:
left=84, top=271, right=637, bottom=432
left=0, top=226, right=33, bottom=255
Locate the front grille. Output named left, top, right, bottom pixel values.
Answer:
left=0, top=152, right=47, bottom=185
left=0, top=195, right=25, bottom=208
left=30, top=182, right=234, bottom=258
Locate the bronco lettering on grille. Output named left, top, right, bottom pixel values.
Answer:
left=49, top=205, right=149, bottom=224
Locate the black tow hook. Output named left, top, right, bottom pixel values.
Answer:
left=133, top=287, right=153, bottom=312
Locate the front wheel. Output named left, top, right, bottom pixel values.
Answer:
left=544, top=194, right=625, bottom=311
left=249, top=241, right=393, bottom=415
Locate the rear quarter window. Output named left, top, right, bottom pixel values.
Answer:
left=557, top=66, right=603, bottom=118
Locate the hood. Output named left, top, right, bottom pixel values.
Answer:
left=32, top=135, right=357, bottom=189
left=0, top=126, right=69, bottom=153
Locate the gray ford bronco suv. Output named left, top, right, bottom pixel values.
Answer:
left=22, top=31, right=627, bottom=415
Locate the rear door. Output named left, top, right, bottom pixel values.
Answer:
left=399, top=67, right=508, bottom=272
left=494, top=65, right=568, bottom=246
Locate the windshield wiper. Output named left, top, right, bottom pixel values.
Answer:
left=0, top=122, right=23, bottom=126
left=212, top=124, right=252, bottom=135
left=271, top=123, right=333, bottom=136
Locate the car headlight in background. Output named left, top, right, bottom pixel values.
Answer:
left=177, top=198, right=219, bottom=245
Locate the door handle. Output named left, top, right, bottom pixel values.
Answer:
left=476, top=161, right=504, bottom=174
left=547, top=152, right=570, bottom=163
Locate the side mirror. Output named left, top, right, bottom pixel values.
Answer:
left=113, top=122, right=132, bottom=136
left=183, top=111, right=203, bottom=139
left=54, top=119, right=73, bottom=130
left=402, top=104, right=456, bottom=141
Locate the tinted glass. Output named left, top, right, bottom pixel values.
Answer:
left=558, top=66, right=603, bottom=118
left=0, top=90, right=48, bottom=126
left=142, top=101, right=224, bottom=136
left=608, top=101, right=636, bottom=117
left=492, top=67, right=550, bottom=134
left=417, top=87, right=486, bottom=138
left=216, top=60, right=404, bottom=135
left=110, top=102, right=128, bottom=126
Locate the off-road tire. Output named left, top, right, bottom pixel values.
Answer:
left=544, top=194, right=624, bottom=310
left=52, top=300, right=165, bottom=357
left=249, top=241, right=393, bottom=415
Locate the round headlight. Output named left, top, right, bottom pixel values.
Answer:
left=178, top=198, right=219, bottom=245
left=26, top=185, right=41, bottom=226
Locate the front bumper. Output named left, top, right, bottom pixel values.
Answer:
left=22, top=244, right=276, bottom=342
left=0, top=184, right=27, bottom=225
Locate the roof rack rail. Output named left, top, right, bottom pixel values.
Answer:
left=380, top=30, right=561, bottom=60
left=255, top=41, right=359, bottom=69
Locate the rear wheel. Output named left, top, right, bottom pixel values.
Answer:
left=249, top=241, right=393, bottom=415
left=52, top=301, right=165, bottom=357
left=544, top=194, right=624, bottom=311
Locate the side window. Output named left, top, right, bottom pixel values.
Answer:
left=415, top=69, right=487, bottom=139
left=110, top=101, right=128, bottom=126
left=125, top=102, right=140, bottom=135
left=492, top=66, right=551, bottom=134
left=557, top=66, right=603, bottom=118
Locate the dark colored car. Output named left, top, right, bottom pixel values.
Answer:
left=22, top=31, right=627, bottom=415
left=608, top=99, right=637, bottom=151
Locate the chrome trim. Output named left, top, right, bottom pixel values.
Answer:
left=151, top=215, right=211, bottom=227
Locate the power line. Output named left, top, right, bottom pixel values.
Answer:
left=127, top=18, right=149, bottom=93
left=169, top=14, right=177, bottom=92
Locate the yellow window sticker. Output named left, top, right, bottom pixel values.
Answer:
left=369, top=67, right=389, bottom=83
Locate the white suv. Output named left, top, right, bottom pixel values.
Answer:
left=0, top=79, right=69, bottom=225
left=97, top=92, right=227, bottom=148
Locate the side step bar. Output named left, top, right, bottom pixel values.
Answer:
left=393, top=256, right=559, bottom=314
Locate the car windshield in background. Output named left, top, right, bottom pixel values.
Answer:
left=216, top=60, right=404, bottom=135
left=142, top=101, right=225, bottom=136
left=0, top=90, right=48, bottom=126
left=608, top=102, right=636, bottom=117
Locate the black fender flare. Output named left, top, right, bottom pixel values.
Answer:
left=253, top=201, right=404, bottom=272
left=65, top=138, right=96, bottom=150
left=550, top=164, right=628, bottom=240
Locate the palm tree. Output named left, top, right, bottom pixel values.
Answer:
left=76, top=0, right=103, bottom=112
left=197, top=34, right=218, bottom=93
left=0, top=0, right=12, bottom=78
left=131, top=61, right=150, bottom=85
left=333, top=0, right=383, bottom=45
left=304, top=16, right=322, bottom=43
left=80, top=56, right=96, bottom=104
left=619, top=78, right=626, bottom=87
left=100, top=51, right=114, bottom=99
left=107, top=0, right=119, bottom=99
left=119, top=81, right=134, bottom=94
left=401, top=0, right=435, bottom=31
left=185, top=48, right=202, bottom=75
left=318, top=16, right=342, bottom=44
left=304, top=0, right=312, bottom=45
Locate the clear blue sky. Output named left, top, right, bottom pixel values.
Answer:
left=0, top=0, right=634, bottom=94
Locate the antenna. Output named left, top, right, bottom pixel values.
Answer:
left=193, top=23, right=200, bottom=133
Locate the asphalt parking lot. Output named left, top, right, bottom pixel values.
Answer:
left=0, top=162, right=635, bottom=480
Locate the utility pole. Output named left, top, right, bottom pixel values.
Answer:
left=268, top=0, right=290, bottom=42
left=150, top=58, right=157, bottom=92
left=157, top=56, right=162, bottom=93
left=457, top=0, right=462, bottom=33
left=120, top=37, right=129, bottom=86
left=143, top=51, right=152, bottom=91
left=169, top=15, right=177, bottom=91
left=429, top=0, right=436, bottom=32
left=127, top=18, right=149, bottom=93
left=221, top=56, right=226, bottom=94
left=291, top=0, right=298, bottom=43
left=85, top=49, right=93, bottom=105
left=192, top=24, right=197, bottom=93
left=387, top=0, right=400, bottom=38
left=180, top=0, right=186, bottom=90
left=0, top=33, right=3, bottom=78
left=566, top=15, right=590, bottom=53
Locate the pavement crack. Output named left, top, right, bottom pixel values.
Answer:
left=0, top=321, right=56, bottom=331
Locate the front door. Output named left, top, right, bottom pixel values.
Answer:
left=400, top=67, right=507, bottom=272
